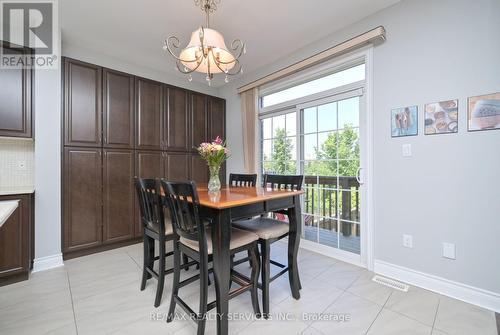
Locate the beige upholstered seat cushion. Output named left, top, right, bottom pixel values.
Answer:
left=180, top=228, right=258, bottom=254
left=233, top=217, right=289, bottom=240
left=146, top=220, right=173, bottom=236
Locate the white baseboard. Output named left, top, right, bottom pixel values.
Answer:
left=32, top=253, right=64, bottom=273
left=374, top=259, right=500, bottom=313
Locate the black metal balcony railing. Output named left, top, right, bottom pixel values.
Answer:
left=303, top=175, right=360, bottom=237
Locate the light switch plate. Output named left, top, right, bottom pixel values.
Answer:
left=403, top=234, right=413, bottom=248
left=443, top=242, right=456, bottom=259
left=402, top=144, right=412, bottom=157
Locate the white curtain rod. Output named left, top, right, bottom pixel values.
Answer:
left=237, top=26, right=386, bottom=94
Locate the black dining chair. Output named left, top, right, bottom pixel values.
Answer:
left=228, top=173, right=257, bottom=187
left=161, top=180, right=261, bottom=335
left=233, top=174, right=304, bottom=318
left=135, top=178, right=198, bottom=308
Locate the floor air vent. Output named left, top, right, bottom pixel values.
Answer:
left=372, top=275, right=409, bottom=292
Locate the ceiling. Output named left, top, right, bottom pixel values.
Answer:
left=61, top=0, right=399, bottom=87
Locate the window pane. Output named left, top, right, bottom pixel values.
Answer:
left=318, top=102, right=337, bottom=132
left=338, top=97, right=360, bottom=129
left=337, top=127, right=359, bottom=161
left=339, top=221, right=360, bottom=254
left=262, top=139, right=272, bottom=161
left=273, top=115, right=285, bottom=137
left=303, top=214, right=318, bottom=243
left=317, top=131, right=336, bottom=159
left=303, top=107, right=317, bottom=134
left=338, top=160, right=359, bottom=177
left=286, top=112, right=296, bottom=136
left=319, top=217, right=339, bottom=249
left=304, top=134, right=317, bottom=160
left=263, top=161, right=274, bottom=174
left=261, top=63, right=365, bottom=108
left=289, top=137, right=297, bottom=160
left=262, top=118, right=272, bottom=139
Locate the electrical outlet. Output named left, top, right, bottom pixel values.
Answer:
left=402, top=144, right=412, bottom=157
left=17, top=160, right=26, bottom=170
left=403, top=234, right=413, bottom=248
left=443, top=242, right=456, bottom=259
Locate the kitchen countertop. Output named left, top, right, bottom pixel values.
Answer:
left=0, top=188, right=35, bottom=196
left=0, top=200, right=19, bottom=228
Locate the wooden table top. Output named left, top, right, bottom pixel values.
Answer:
left=195, top=185, right=304, bottom=209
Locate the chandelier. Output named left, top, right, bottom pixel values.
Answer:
left=163, top=0, right=246, bottom=85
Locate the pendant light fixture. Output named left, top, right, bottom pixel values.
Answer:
left=163, top=0, right=246, bottom=85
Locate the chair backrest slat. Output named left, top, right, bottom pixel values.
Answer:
left=263, top=174, right=304, bottom=191
left=135, top=178, right=166, bottom=235
left=229, top=173, right=257, bottom=187
left=160, top=180, right=206, bottom=244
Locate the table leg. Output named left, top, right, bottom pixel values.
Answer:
left=288, top=195, right=302, bottom=299
left=211, top=208, right=231, bottom=335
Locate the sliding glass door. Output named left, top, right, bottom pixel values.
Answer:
left=299, top=93, right=363, bottom=256
left=259, top=57, right=368, bottom=263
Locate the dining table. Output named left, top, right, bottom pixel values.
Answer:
left=194, top=184, right=304, bottom=335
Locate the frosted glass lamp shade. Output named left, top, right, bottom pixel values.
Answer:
left=179, top=28, right=236, bottom=73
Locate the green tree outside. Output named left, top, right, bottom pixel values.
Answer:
left=263, top=128, right=295, bottom=174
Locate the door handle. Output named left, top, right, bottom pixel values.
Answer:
left=356, top=167, right=364, bottom=185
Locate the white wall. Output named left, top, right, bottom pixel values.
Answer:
left=219, top=0, right=500, bottom=304
left=33, top=30, right=63, bottom=269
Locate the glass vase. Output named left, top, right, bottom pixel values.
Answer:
left=208, top=165, right=221, bottom=193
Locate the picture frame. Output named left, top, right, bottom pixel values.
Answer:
left=391, top=105, right=418, bottom=137
left=424, top=99, right=458, bottom=135
left=467, top=92, right=500, bottom=132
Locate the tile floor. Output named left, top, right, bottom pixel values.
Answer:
left=0, top=242, right=498, bottom=335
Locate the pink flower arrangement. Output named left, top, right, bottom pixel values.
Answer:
left=198, top=136, right=230, bottom=167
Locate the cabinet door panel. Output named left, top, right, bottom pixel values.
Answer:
left=103, top=69, right=134, bottom=148
left=209, top=97, right=225, bottom=140
left=166, top=87, right=189, bottom=151
left=191, top=154, right=208, bottom=184
left=134, top=150, right=163, bottom=237
left=165, top=152, right=190, bottom=182
left=136, top=78, right=163, bottom=150
left=209, top=97, right=226, bottom=184
left=0, top=45, right=32, bottom=138
left=103, top=150, right=135, bottom=243
left=64, top=59, right=102, bottom=146
left=0, top=195, right=29, bottom=277
left=63, top=148, right=102, bottom=251
left=191, top=93, right=207, bottom=150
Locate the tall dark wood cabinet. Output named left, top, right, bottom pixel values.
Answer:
left=63, top=147, right=103, bottom=252
left=165, top=87, right=189, bottom=151
left=136, top=78, right=163, bottom=150
left=0, top=194, right=33, bottom=286
left=0, top=44, right=33, bottom=138
left=64, top=59, right=102, bottom=147
left=191, top=93, right=208, bottom=151
left=103, top=69, right=135, bottom=148
left=165, top=152, right=190, bottom=182
left=103, top=149, right=135, bottom=243
left=209, top=96, right=227, bottom=181
left=62, top=57, right=226, bottom=258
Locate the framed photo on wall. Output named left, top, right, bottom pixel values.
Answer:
left=424, top=99, right=458, bottom=135
left=391, top=105, right=418, bottom=137
left=468, top=92, right=500, bottom=132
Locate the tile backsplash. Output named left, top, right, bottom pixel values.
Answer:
left=0, top=139, right=35, bottom=191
